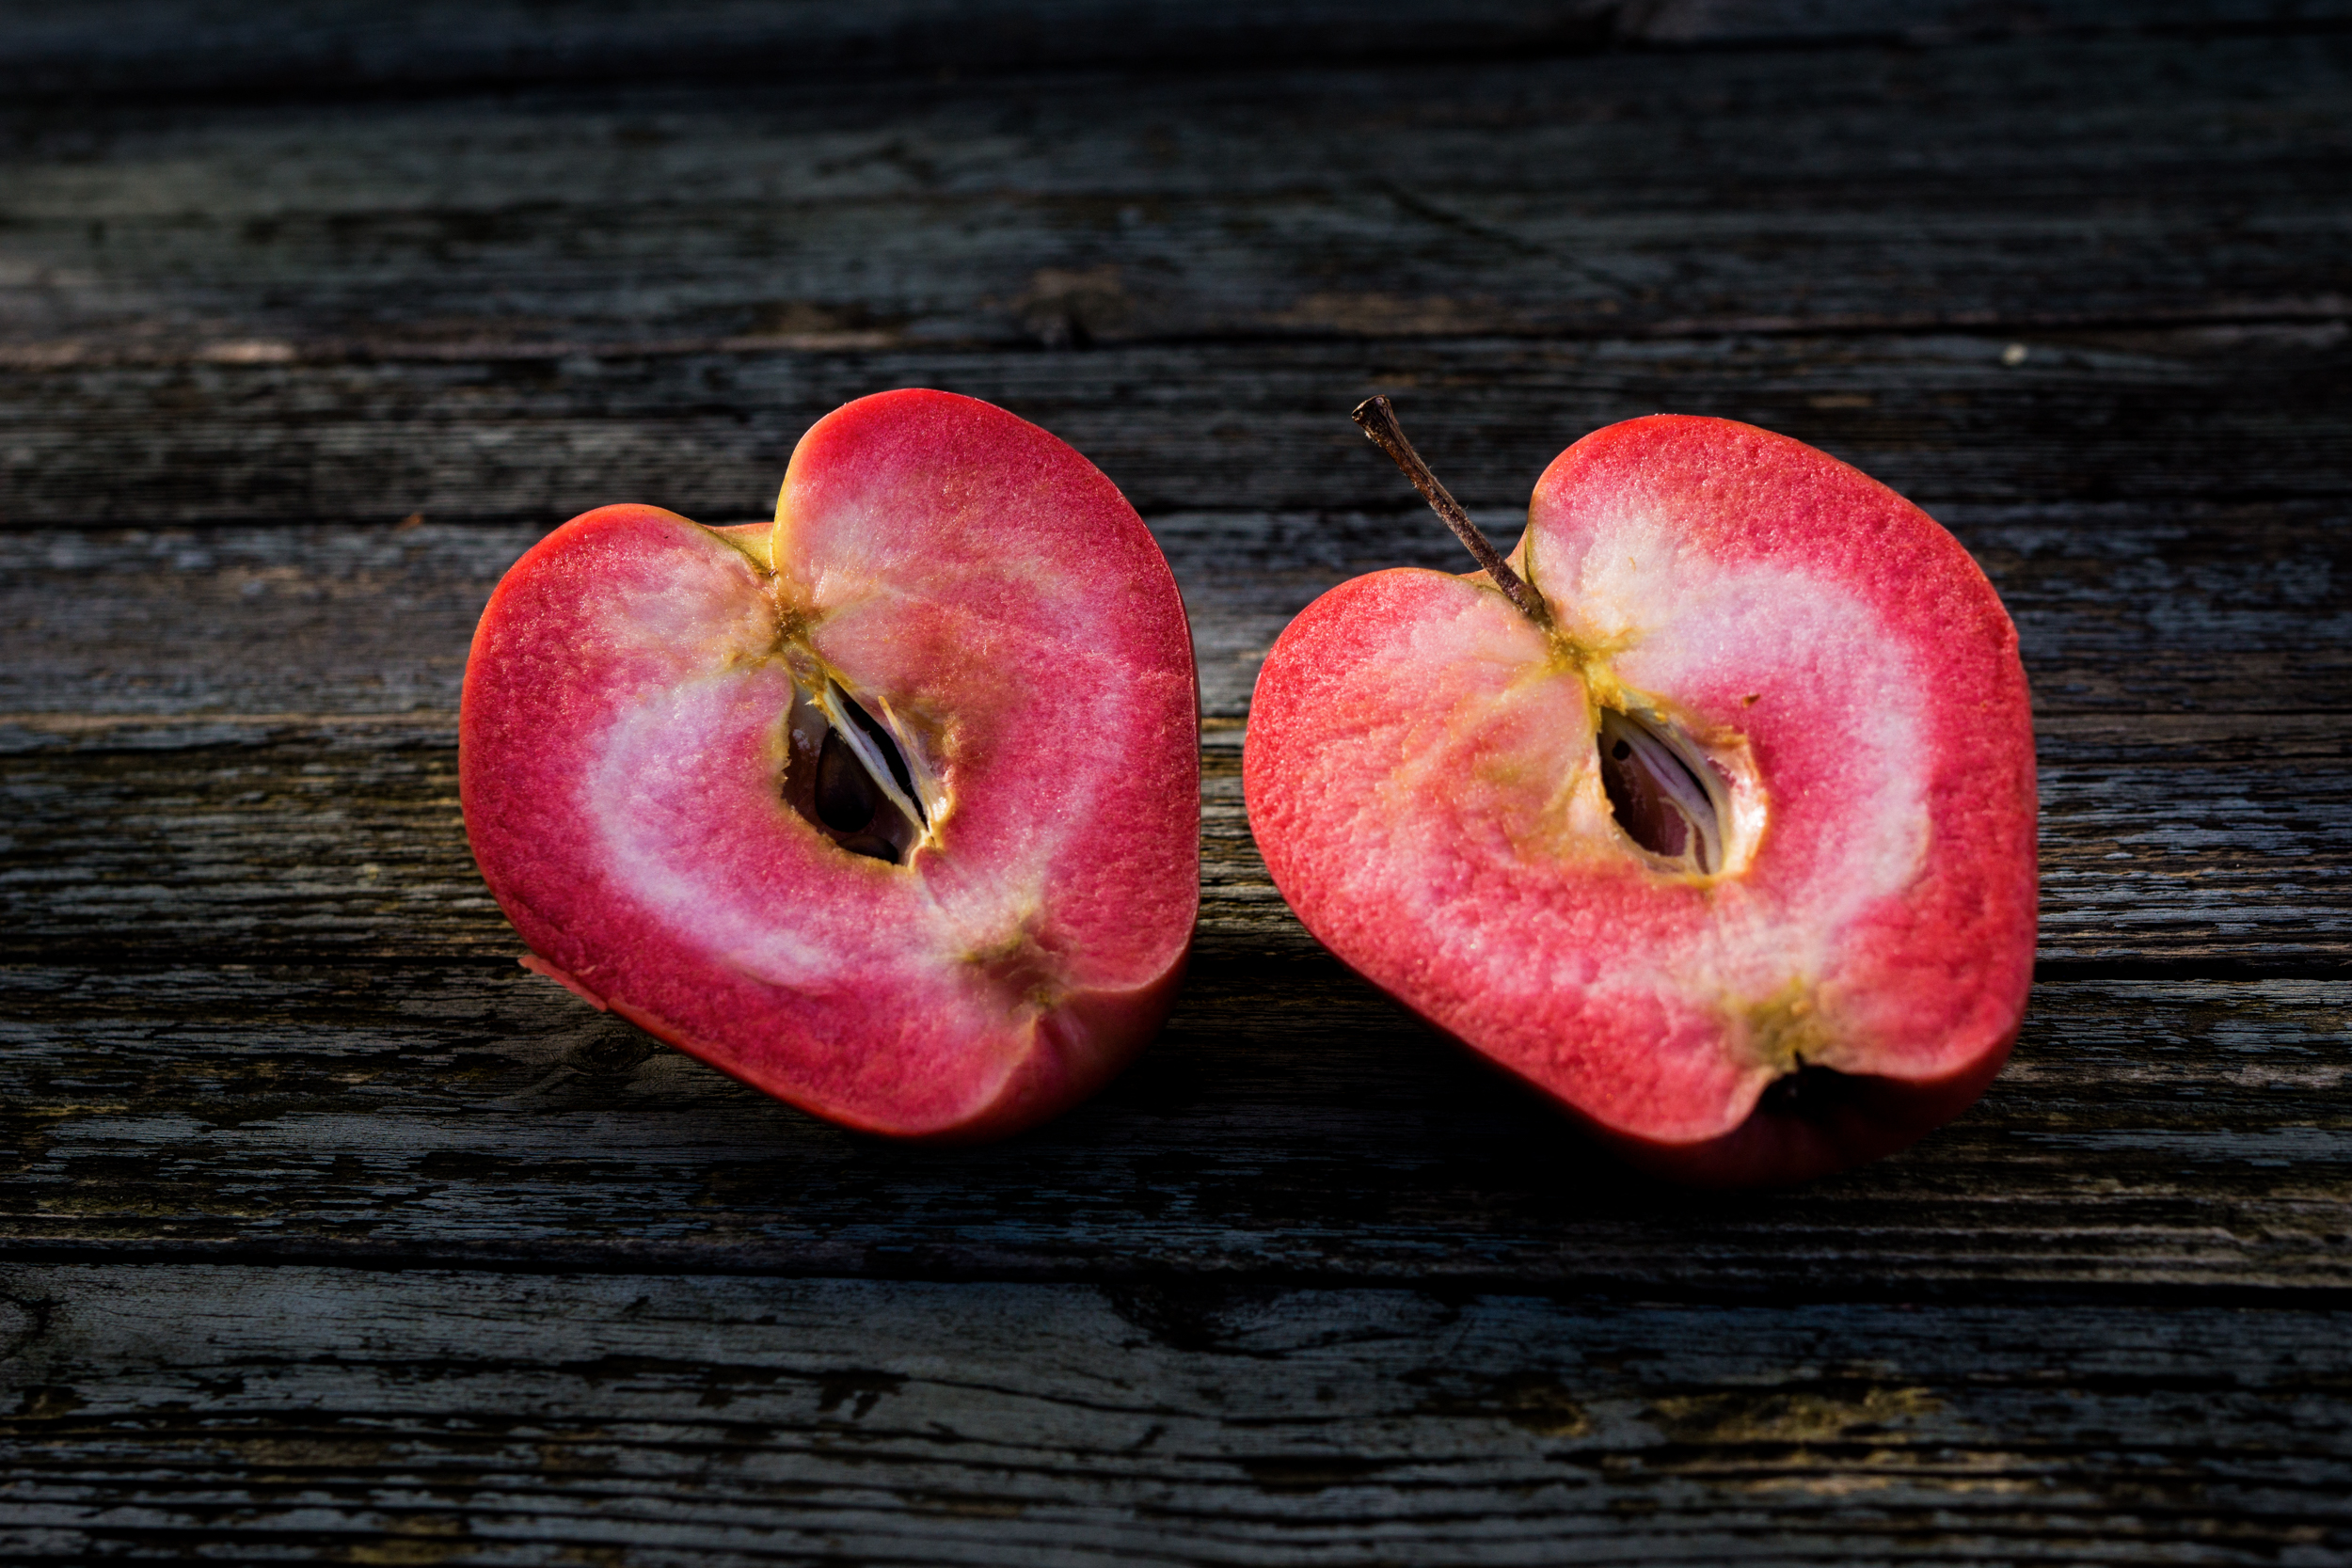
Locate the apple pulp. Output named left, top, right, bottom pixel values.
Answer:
left=1244, top=415, right=2036, bottom=1185
left=460, top=389, right=1200, bottom=1139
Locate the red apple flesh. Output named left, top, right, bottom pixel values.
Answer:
left=460, top=389, right=1200, bottom=1140
left=1244, top=411, right=2036, bottom=1185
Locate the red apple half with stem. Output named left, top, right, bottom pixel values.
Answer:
left=1244, top=400, right=2036, bottom=1185
left=460, top=389, right=1200, bottom=1140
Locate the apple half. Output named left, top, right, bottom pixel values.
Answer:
left=460, top=389, right=1200, bottom=1140
left=1244, top=408, right=2036, bottom=1185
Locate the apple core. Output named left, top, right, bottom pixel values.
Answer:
left=784, top=673, right=930, bottom=863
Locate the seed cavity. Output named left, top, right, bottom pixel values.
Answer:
left=1597, top=706, right=1728, bottom=875
left=783, top=679, right=927, bottom=865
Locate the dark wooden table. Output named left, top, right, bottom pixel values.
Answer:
left=5, top=3, right=2350, bottom=1560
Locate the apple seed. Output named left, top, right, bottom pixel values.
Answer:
left=816, top=728, right=878, bottom=832
left=1597, top=708, right=1726, bottom=874
left=783, top=679, right=927, bottom=865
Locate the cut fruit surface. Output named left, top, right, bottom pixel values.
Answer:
left=461, top=390, right=1200, bottom=1139
left=1245, top=415, right=2035, bottom=1185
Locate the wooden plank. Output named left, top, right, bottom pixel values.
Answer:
left=2034, top=715, right=2352, bottom=966
left=4, top=328, right=2350, bottom=533
left=0, top=1, right=1623, bottom=99
left=5, top=37, right=2346, bottom=361
left=0, top=717, right=2344, bottom=967
left=0, top=491, right=2343, bottom=723
left=6, top=492, right=2350, bottom=723
left=1632, top=0, right=2352, bottom=45
left=6, top=1, right=2344, bottom=100
left=4, top=962, right=2346, bottom=1289
left=3, top=1264, right=2348, bottom=1564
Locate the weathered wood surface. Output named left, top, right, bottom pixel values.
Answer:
left=4, top=963, right=2349, bottom=1290
left=10, top=488, right=2352, bottom=721
left=5, top=32, right=2349, bottom=367
left=7, top=1268, right=2351, bottom=1565
left=15, top=0, right=2348, bottom=99
left=9, top=331, right=2352, bottom=530
left=5, top=3, right=2351, bottom=1562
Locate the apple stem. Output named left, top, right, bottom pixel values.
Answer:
left=1351, top=395, right=1553, bottom=631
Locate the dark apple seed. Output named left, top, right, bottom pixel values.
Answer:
left=1600, top=739, right=1692, bottom=859
left=1597, top=707, right=1722, bottom=872
left=816, top=728, right=877, bottom=832
left=836, top=832, right=899, bottom=863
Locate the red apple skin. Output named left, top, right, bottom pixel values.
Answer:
left=1245, top=415, right=2036, bottom=1186
left=460, top=390, right=1199, bottom=1141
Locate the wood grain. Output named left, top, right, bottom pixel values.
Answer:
left=5, top=1265, right=2350, bottom=1566
left=5, top=327, right=2351, bottom=545
left=3, top=960, right=2348, bottom=1290
left=9, top=491, right=2351, bottom=721
left=11, top=0, right=2346, bottom=102
left=4, top=34, right=2347, bottom=365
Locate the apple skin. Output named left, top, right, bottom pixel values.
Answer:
left=1244, top=415, right=2036, bottom=1186
left=460, top=389, right=1200, bottom=1141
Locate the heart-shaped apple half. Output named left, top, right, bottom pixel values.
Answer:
left=460, top=389, right=1200, bottom=1140
left=1244, top=403, right=2036, bottom=1185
